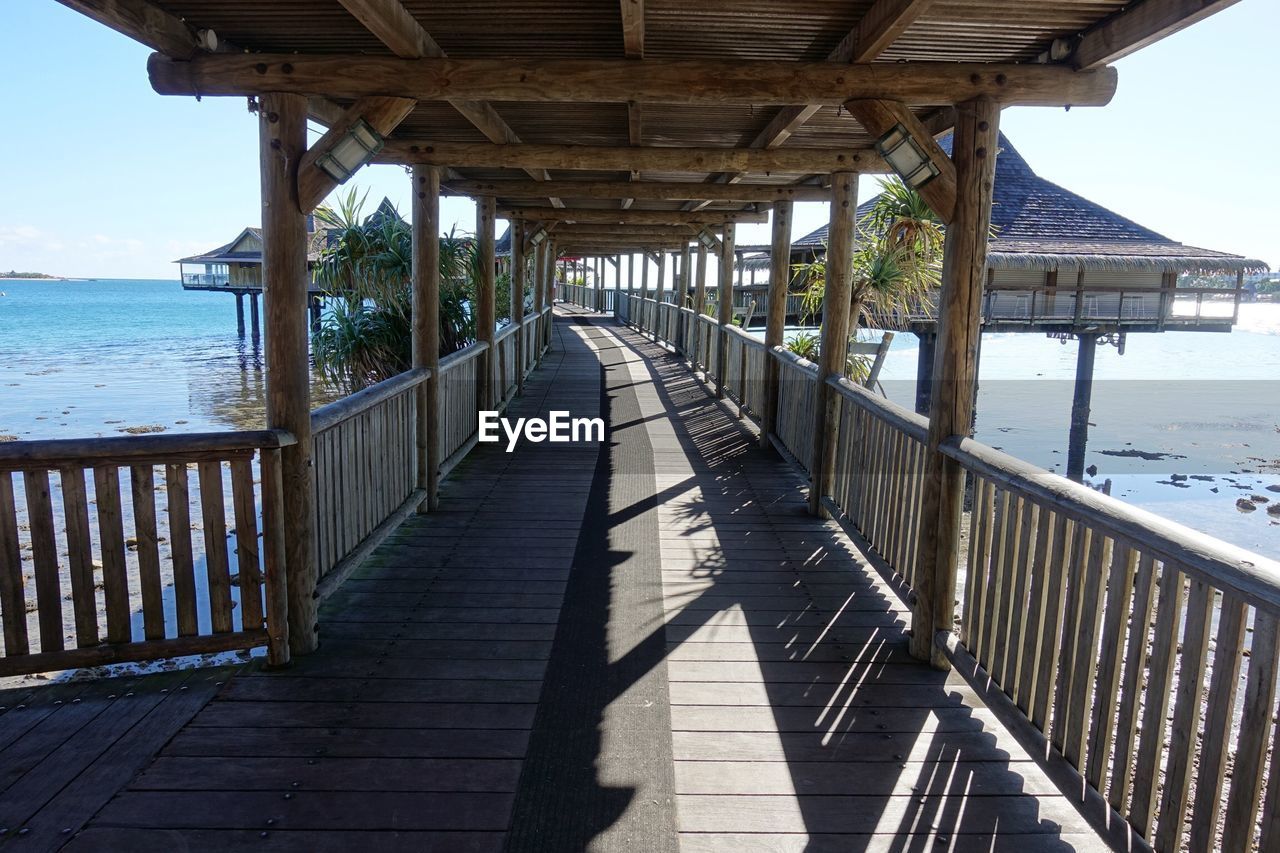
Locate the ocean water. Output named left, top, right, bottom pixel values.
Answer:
left=2, top=279, right=1278, bottom=562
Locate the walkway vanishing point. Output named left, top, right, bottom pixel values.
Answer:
left=2, top=311, right=1118, bottom=852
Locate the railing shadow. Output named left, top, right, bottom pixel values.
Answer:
left=605, top=320, right=1085, bottom=850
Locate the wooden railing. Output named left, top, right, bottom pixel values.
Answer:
left=311, top=369, right=427, bottom=584
left=0, top=431, right=293, bottom=676
left=947, top=437, right=1280, bottom=852
left=622, top=289, right=1280, bottom=851
left=437, top=341, right=487, bottom=476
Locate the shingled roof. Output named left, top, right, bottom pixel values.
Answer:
left=785, top=134, right=1263, bottom=274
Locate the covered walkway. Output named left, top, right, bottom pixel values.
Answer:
left=30, top=312, right=1109, bottom=851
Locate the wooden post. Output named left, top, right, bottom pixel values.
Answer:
left=695, top=242, right=708, bottom=315
left=761, top=200, right=793, bottom=450
left=308, top=295, right=323, bottom=333
left=807, top=173, right=858, bottom=515
left=914, top=332, right=937, bottom=415
left=259, top=92, right=316, bottom=656
left=235, top=292, right=246, bottom=336
left=628, top=252, right=636, bottom=294
left=912, top=97, right=1000, bottom=668
left=511, top=219, right=526, bottom=395
left=249, top=291, right=260, bottom=338
left=716, top=223, right=736, bottom=398
left=533, top=240, right=547, bottom=365
left=1067, top=333, right=1097, bottom=483
left=655, top=250, right=667, bottom=307
left=412, top=165, right=441, bottom=511
left=477, top=196, right=497, bottom=409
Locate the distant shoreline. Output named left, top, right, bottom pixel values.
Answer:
left=1, top=273, right=64, bottom=280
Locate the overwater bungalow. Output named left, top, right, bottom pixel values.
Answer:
left=3, top=1, right=1278, bottom=851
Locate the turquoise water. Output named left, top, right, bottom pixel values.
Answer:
left=0, top=278, right=334, bottom=439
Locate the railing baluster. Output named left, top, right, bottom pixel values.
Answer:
left=1154, top=577, right=1214, bottom=851
left=197, top=460, right=234, bottom=634
left=1131, top=567, right=1186, bottom=837
left=1107, top=552, right=1157, bottom=815
left=92, top=466, right=131, bottom=644
left=24, top=470, right=64, bottom=651
left=165, top=462, right=199, bottom=637
left=130, top=464, right=166, bottom=641
left=60, top=466, right=99, bottom=646
left=230, top=457, right=264, bottom=633
left=0, top=473, right=28, bottom=657
left=1085, top=541, right=1136, bottom=791
left=1227, top=611, right=1279, bottom=849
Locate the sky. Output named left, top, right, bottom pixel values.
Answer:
left=1, top=0, right=1276, bottom=280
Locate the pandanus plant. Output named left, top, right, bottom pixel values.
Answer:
left=311, top=188, right=505, bottom=391
left=792, top=177, right=944, bottom=380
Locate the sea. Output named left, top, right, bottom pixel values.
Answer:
left=2, top=278, right=1278, bottom=562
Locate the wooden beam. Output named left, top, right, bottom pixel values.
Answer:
left=56, top=0, right=348, bottom=126
left=498, top=207, right=766, bottom=226
left=334, top=0, right=562, bottom=206
left=912, top=98, right=1000, bottom=669
left=258, top=92, right=317, bottom=656
left=297, top=96, right=416, bottom=213
left=411, top=165, right=441, bottom=511
left=476, top=196, right=497, bottom=409
left=385, top=142, right=884, bottom=174
left=808, top=172, right=859, bottom=516
left=760, top=200, right=792, bottom=450
left=621, top=0, right=645, bottom=58
left=750, top=0, right=936, bottom=149
left=1071, top=0, right=1241, bottom=70
left=149, top=55, right=1119, bottom=109
left=844, top=99, right=957, bottom=222
left=546, top=225, right=698, bottom=239
left=445, top=178, right=830, bottom=203
left=57, top=0, right=205, bottom=58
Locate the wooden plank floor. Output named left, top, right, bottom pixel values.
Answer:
left=16, top=308, right=1114, bottom=851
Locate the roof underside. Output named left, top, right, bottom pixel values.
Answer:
left=86, top=0, right=1245, bottom=261
left=135, top=0, right=1141, bottom=199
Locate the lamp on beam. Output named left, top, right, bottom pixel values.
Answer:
left=528, top=227, right=549, bottom=247
left=697, top=229, right=719, bottom=250
left=875, top=124, right=940, bottom=189
left=315, top=119, right=385, bottom=183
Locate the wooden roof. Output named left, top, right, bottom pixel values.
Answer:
left=65, top=0, right=1241, bottom=234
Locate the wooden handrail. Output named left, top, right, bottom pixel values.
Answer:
left=826, top=375, right=929, bottom=444
left=438, top=340, right=489, bottom=373
left=310, top=368, right=430, bottom=434
left=724, top=324, right=767, bottom=350
left=770, top=346, right=819, bottom=377
left=940, top=434, right=1280, bottom=614
left=0, top=428, right=296, bottom=470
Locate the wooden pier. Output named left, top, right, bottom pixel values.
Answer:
left=7, top=1, right=1276, bottom=849
left=3, top=314, right=1120, bottom=850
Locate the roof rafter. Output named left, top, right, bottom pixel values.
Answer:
left=751, top=0, right=936, bottom=150
left=297, top=96, right=417, bottom=213
left=1070, top=0, right=1242, bottom=69
left=55, top=0, right=348, bottom=126
left=334, top=0, right=563, bottom=207
left=620, top=0, right=645, bottom=58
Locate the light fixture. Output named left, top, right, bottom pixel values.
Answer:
left=875, top=124, right=940, bottom=189
left=697, top=229, right=719, bottom=250
left=315, top=119, right=385, bottom=183
left=527, top=227, right=548, bottom=247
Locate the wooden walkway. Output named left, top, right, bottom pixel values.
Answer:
left=2, top=310, right=1112, bottom=851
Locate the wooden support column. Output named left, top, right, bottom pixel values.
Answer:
left=259, top=92, right=316, bottom=656
left=249, top=291, right=261, bottom=338
left=761, top=200, right=792, bottom=449
left=716, top=223, right=736, bottom=398
left=912, top=97, right=1000, bottom=668
left=511, top=219, right=527, bottom=395
left=533, top=240, right=547, bottom=365
left=695, top=242, right=708, bottom=315
left=655, top=251, right=667, bottom=306
left=477, top=196, right=497, bottom=409
left=235, top=292, right=246, bottom=336
left=807, top=173, right=858, bottom=515
left=628, top=252, right=636, bottom=294
left=1067, top=333, right=1097, bottom=483
left=412, top=165, right=441, bottom=511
